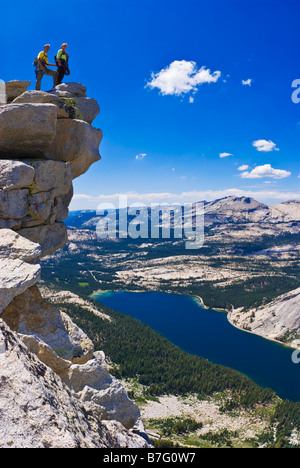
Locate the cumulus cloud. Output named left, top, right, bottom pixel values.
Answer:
left=252, top=139, right=279, bottom=152
left=136, top=153, right=147, bottom=160
left=242, top=79, right=252, bottom=86
left=240, top=164, right=291, bottom=180
left=71, top=188, right=300, bottom=211
left=238, top=165, right=249, bottom=171
left=219, top=152, right=233, bottom=158
left=146, top=60, right=221, bottom=97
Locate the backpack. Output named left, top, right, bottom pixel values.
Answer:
left=33, top=57, right=39, bottom=76
left=33, top=53, right=48, bottom=76
left=54, top=53, right=71, bottom=75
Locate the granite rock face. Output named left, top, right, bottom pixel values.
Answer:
left=229, top=287, right=300, bottom=349
left=5, top=80, right=31, bottom=102
left=18, top=222, right=68, bottom=257
left=13, top=90, right=70, bottom=118
left=0, top=160, right=35, bottom=190
left=44, top=118, right=102, bottom=178
left=71, top=96, right=100, bottom=124
left=13, top=90, right=100, bottom=123
left=2, top=285, right=94, bottom=364
left=0, top=320, right=149, bottom=448
left=51, top=82, right=87, bottom=97
left=0, top=82, right=102, bottom=247
left=64, top=351, right=141, bottom=430
left=0, top=229, right=41, bottom=262
left=0, top=82, right=148, bottom=448
left=0, top=230, right=41, bottom=313
left=0, top=160, right=73, bottom=239
left=0, top=158, right=72, bottom=256
left=0, top=103, right=58, bottom=157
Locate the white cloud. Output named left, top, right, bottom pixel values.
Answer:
left=146, top=60, right=221, bottom=97
left=73, top=194, right=91, bottom=200
left=136, top=153, right=147, bottom=160
left=238, top=165, right=249, bottom=171
left=71, top=188, right=300, bottom=211
left=219, top=152, right=233, bottom=158
left=242, top=79, right=252, bottom=86
left=240, top=164, right=291, bottom=180
left=252, top=139, right=279, bottom=152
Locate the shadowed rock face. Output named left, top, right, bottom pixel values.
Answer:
left=44, top=118, right=102, bottom=178
left=0, top=82, right=149, bottom=448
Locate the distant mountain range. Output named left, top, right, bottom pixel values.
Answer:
left=44, top=195, right=300, bottom=350
left=67, top=196, right=300, bottom=230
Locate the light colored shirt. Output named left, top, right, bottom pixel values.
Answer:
left=57, top=49, right=67, bottom=61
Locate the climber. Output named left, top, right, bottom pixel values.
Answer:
left=56, top=43, right=70, bottom=86
left=35, top=44, right=58, bottom=91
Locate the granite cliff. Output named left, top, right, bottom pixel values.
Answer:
left=228, top=287, right=300, bottom=349
left=0, top=81, right=149, bottom=448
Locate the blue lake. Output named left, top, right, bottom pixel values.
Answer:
left=92, top=290, right=300, bottom=402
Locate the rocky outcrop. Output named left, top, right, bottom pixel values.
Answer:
left=5, top=80, right=31, bottom=103
left=18, top=222, right=68, bottom=257
left=0, top=82, right=102, bottom=254
left=228, top=288, right=300, bottom=349
left=44, top=118, right=102, bottom=178
left=65, top=352, right=141, bottom=430
left=0, top=82, right=149, bottom=448
left=0, top=230, right=41, bottom=313
left=269, top=201, right=300, bottom=223
left=2, top=285, right=94, bottom=364
left=1, top=285, right=142, bottom=432
left=0, top=103, right=58, bottom=157
left=0, top=158, right=72, bottom=255
left=13, top=89, right=100, bottom=124
left=0, top=320, right=148, bottom=448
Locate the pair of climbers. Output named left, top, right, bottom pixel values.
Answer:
left=35, top=43, right=70, bottom=91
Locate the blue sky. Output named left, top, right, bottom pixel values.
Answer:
left=1, top=0, right=300, bottom=209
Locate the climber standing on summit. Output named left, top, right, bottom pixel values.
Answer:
left=56, top=43, right=70, bottom=86
left=35, top=44, right=58, bottom=91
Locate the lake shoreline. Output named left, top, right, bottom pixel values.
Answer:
left=92, top=288, right=297, bottom=352
left=186, top=294, right=298, bottom=352
left=92, top=289, right=300, bottom=401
